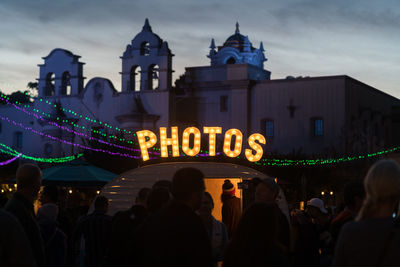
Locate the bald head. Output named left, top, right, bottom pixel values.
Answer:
left=16, top=164, right=42, bottom=200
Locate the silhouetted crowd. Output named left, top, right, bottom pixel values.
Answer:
left=1, top=159, right=400, bottom=267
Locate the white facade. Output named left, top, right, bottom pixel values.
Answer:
left=0, top=20, right=399, bottom=161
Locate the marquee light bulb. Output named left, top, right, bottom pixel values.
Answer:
left=137, top=130, right=157, bottom=161
left=160, top=127, right=179, bottom=157
left=203, top=127, right=222, bottom=156
left=182, top=127, right=201, bottom=156
left=223, top=129, right=242, bottom=158
left=245, top=133, right=266, bottom=162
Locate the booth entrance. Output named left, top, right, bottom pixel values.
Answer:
left=204, top=178, right=242, bottom=221
left=98, top=162, right=271, bottom=215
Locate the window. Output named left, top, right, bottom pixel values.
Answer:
left=130, top=66, right=141, bottom=91
left=220, top=95, right=228, bottom=112
left=226, top=57, right=236, bottom=64
left=313, top=118, right=324, bottom=136
left=44, top=143, right=53, bottom=155
left=148, top=65, right=159, bottom=90
left=265, top=120, right=274, bottom=137
left=13, top=131, right=23, bottom=148
left=61, top=72, right=71, bottom=95
left=45, top=73, right=55, bottom=96
left=140, top=42, right=150, bottom=56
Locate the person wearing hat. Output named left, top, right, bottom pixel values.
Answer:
left=221, top=179, right=242, bottom=238
left=307, top=198, right=332, bottom=267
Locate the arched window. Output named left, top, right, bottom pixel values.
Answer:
left=140, top=42, right=150, bottom=56
left=45, top=73, right=55, bottom=96
left=130, top=66, right=141, bottom=91
left=148, top=64, right=159, bottom=90
left=61, top=71, right=71, bottom=95
left=226, top=57, right=236, bottom=64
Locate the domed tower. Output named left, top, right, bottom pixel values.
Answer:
left=121, top=19, right=173, bottom=92
left=207, top=22, right=269, bottom=79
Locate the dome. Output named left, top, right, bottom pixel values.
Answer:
left=223, top=33, right=246, bottom=48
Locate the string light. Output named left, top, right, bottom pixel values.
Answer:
left=0, top=115, right=142, bottom=159
left=0, top=143, right=82, bottom=163
left=0, top=154, right=20, bottom=166
left=0, top=97, right=160, bottom=155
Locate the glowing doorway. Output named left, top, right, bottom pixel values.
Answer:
left=204, top=178, right=242, bottom=221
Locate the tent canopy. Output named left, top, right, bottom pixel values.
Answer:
left=42, top=160, right=117, bottom=187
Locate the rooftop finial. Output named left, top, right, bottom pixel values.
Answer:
left=260, top=41, right=265, bottom=52
left=235, top=22, right=240, bottom=34
left=142, top=18, right=152, bottom=32
left=210, top=38, right=216, bottom=50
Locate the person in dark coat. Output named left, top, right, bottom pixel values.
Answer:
left=254, top=177, right=290, bottom=252
left=223, top=203, right=288, bottom=267
left=133, top=167, right=213, bottom=267
left=106, top=187, right=150, bottom=267
left=4, top=163, right=46, bottom=267
left=221, top=179, right=241, bottom=238
left=37, top=203, right=67, bottom=267
left=0, top=209, right=36, bottom=267
left=73, top=196, right=112, bottom=267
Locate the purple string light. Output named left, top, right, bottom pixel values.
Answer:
left=0, top=115, right=143, bottom=159
left=0, top=97, right=161, bottom=155
left=0, top=154, right=20, bottom=166
left=0, top=96, right=223, bottom=159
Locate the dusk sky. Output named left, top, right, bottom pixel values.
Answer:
left=1, top=0, right=399, bottom=97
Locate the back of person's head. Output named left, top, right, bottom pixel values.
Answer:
left=224, top=203, right=280, bottom=265
left=343, top=181, right=365, bottom=208
left=16, top=164, right=42, bottom=192
left=152, top=180, right=173, bottom=191
left=171, top=168, right=205, bottom=204
left=135, top=187, right=151, bottom=206
left=41, top=185, right=58, bottom=204
left=37, top=203, right=59, bottom=222
left=147, top=187, right=171, bottom=213
left=94, top=196, right=109, bottom=212
left=357, top=159, right=400, bottom=221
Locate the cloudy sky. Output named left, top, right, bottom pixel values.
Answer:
left=1, top=0, right=399, bottom=97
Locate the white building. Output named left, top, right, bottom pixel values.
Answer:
left=1, top=19, right=399, bottom=161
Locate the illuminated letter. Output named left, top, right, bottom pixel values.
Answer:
left=223, top=129, right=243, bottom=158
left=160, top=127, right=180, bottom=158
left=182, top=127, right=201, bottom=156
left=203, top=127, right=222, bottom=156
left=137, top=130, right=157, bottom=161
left=245, top=133, right=266, bottom=162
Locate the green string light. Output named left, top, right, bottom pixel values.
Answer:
left=0, top=143, right=82, bottom=163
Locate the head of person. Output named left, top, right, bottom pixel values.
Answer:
left=40, top=185, right=58, bottom=205
left=94, top=196, right=109, bottom=213
left=171, top=168, right=205, bottom=210
left=147, top=187, right=171, bottom=213
left=306, top=198, right=328, bottom=219
left=152, top=180, right=173, bottom=192
left=255, top=178, right=279, bottom=204
left=198, top=192, right=214, bottom=216
left=135, top=187, right=151, bottom=207
left=221, top=179, right=236, bottom=202
left=343, top=181, right=365, bottom=213
left=357, top=159, right=400, bottom=221
left=37, top=203, right=59, bottom=223
left=16, top=163, right=42, bottom=202
left=224, top=203, right=280, bottom=264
